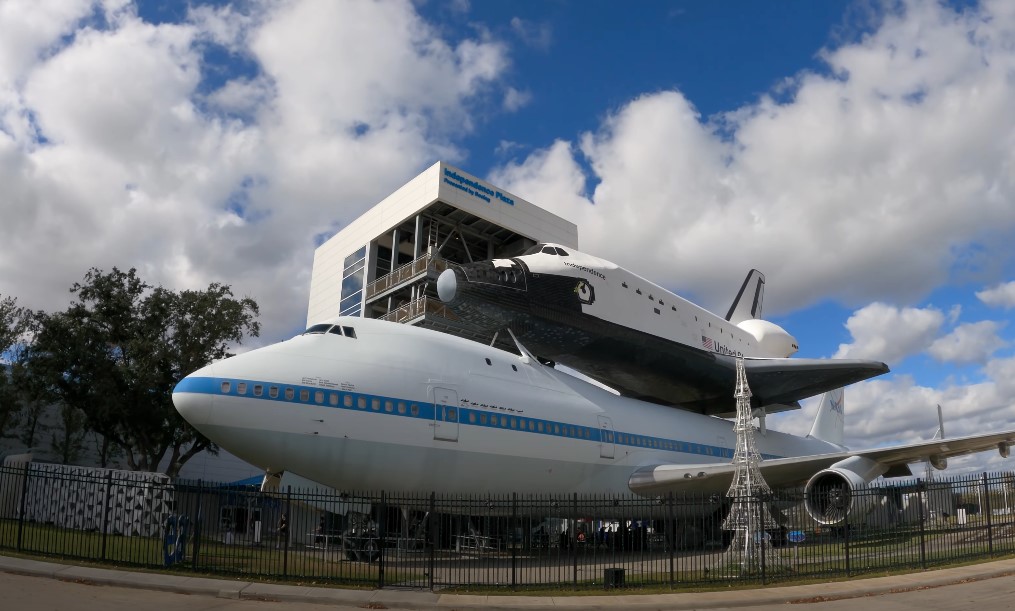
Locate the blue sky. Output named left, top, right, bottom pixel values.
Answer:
left=1, top=0, right=1014, bottom=474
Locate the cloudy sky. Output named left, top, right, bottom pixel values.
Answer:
left=2, top=0, right=1014, bottom=475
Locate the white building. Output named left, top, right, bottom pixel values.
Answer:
left=307, top=161, right=578, bottom=339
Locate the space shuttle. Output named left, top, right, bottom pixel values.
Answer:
left=437, top=243, right=888, bottom=416
left=172, top=317, right=1015, bottom=525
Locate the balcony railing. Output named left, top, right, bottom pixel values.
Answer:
left=365, top=254, right=448, bottom=301
left=378, top=296, right=458, bottom=324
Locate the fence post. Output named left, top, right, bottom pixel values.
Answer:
left=511, top=493, right=517, bottom=591
left=428, top=491, right=435, bottom=592
left=100, top=471, right=114, bottom=561
left=759, top=495, right=767, bottom=586
left=16, top=463, right=31, bottom=552
left=572, top=493, right=578, bottom=588
left=844, top=508, right=851, bottom=577
left=668, top=492, right=675, bottom=588
left=283, top=485, right=291, bottom=579
left=193, top=480, right=204, bottom=571
left=982, top=473, right=993, bottom=555
left=917, top=478, right=927, bottom=569
left=378, top=491, right=386, bottom=589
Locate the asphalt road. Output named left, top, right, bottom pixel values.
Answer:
left=4, top=570, right=1015, bottom=611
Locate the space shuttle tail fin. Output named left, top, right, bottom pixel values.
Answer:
left=808, top=388, right=845, bottom=447
left=725, top=269, right=766, bottom=323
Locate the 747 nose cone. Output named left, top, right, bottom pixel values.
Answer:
left=172, top=364, right=217, bottom=426
left=437, top=268, right=458, bottom=303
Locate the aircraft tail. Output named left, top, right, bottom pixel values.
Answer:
left=725, top=269, right=766, bottom=323
left=807, top=388, right=845, bottom=447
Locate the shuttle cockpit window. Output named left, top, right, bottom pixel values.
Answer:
left=554, top=247, right=569, bottom=256
left=304, top=323, right=332, bottom=335
left=328, top=326, right=343, bottom=336
left=342, top=326, right=357, bottom=338
left=522, top=243, right=545, bottom=255
left=541, top=246, right=557, bottom=255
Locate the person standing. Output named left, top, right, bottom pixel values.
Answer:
left=277, top=513, right=288, bottom=549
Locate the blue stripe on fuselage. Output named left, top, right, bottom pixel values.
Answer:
left=174, top=376, right=783, bottom=460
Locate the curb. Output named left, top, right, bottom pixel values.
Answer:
left=2, top=554, right=1014, bottom=610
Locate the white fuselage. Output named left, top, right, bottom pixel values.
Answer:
left=173, top=318, right=835, bottom=496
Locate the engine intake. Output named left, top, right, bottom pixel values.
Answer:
left=804, top=456, right=887, bottom=525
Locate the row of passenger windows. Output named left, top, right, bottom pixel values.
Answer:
left=219, top=381, right=421, bottom=416
left=218, top=380, right=725, bottom=456
left=466, top=411, right=594, bottom=438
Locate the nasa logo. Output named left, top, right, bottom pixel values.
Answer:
left=575, top=280, right=595, bottom=305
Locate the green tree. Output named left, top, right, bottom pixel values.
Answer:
left=29, top=268, right=260, bottom=477
left=51, top=404, right=88, bottom=464
left=0, top=294, right=30, bottom=439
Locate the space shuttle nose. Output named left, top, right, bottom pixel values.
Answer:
left=437, top=268, right=458, bottom=303
left=172, top=364, right=216, bottom=426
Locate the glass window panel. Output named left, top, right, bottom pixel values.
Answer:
left=343, top=246, right=366, bottom=269
left=341, top=273, right=364, bottom=301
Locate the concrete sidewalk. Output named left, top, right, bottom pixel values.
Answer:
left=2, top=553, right=1013, bottom=609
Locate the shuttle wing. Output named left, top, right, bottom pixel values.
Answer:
left=544, top=332, right=888, bottom=416
left=629, top=428, right=1015, bottom=496
left=734, top=356, right=890, bottom=408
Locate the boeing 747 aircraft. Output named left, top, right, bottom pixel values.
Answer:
left=436, top=244, right=889, bottom=416
left=173, top=317, right=1014, bottom=525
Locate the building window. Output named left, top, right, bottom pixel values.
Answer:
left=237, top=382, right=247, bottom=395
left=300, top=389, right=309, bottom=402
left=357, top=397, right=366, bottom=409
left=285, top=388, right=294, bottom=401
left=340, top=246, right=367, bottom=318
left=329, top=393, right=338, bottom=406
left=253, top=385, right=263, bottom=397
left=315, top=391, right=324, bottom=403
left=220, top=381, right=231, bottom=393
left=269, top=386, right=279, bottom=399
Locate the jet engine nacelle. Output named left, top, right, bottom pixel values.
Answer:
left=736, top=319, right=799, bottom=358
left=803, top=456, right=887, bottom=525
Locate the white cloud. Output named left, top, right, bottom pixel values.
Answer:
left=977, top=281, right=1015, bottom=309
left=503, top=86, right=532, bottom=112
left=509, top=17, right=551, bottom=50
left=490, top=1, right=1015, bottom=316
left=928, top=320, right=1008, bottom=364
left=0, top=0, right=514, bottom=343
left=769, top=358, right=1015, bottom=475
left=832, top=303, right=943, bottom=364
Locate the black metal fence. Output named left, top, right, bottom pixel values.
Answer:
left=1, top=464, right=1014, bottom=591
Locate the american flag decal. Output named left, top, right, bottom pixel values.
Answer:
left=701, top=336, right=713, bottom=351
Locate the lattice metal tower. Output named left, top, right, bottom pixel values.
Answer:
left=723, top=357, right=778, bottom=568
